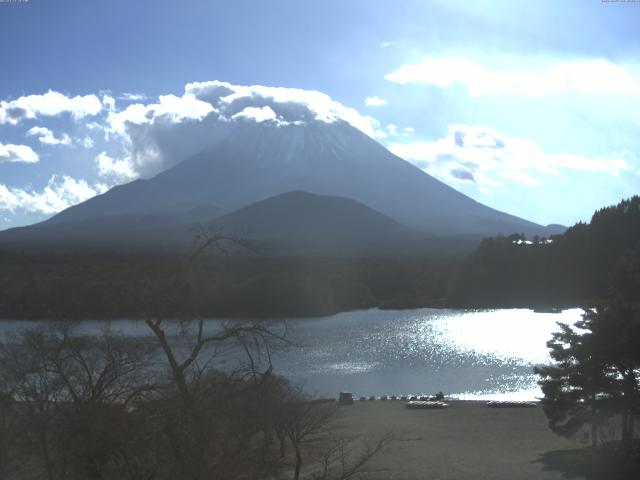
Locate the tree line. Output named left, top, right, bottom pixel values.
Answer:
left=450, top=196, right=640, bottom=308
left=3, top=197, right=639, bottom=319
left=0, top=251, right=455, bottom=320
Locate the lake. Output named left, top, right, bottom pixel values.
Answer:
left=0, top=308, right=583, bottom=400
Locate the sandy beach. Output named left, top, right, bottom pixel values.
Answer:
left=330, top=400, right=585, bottom=480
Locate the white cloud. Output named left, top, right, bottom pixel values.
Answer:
left=80, top=136, right=94, bottom=149
left=118, top=93, right=148, bottom=101
left=376, top=124, right=412, bottom=140
left=107, top=93, right=215, bottom=136
left=96, top=152, right=136, bottom=182
left=380, top=41, right=392, bottom=49
left=185, top=80, right=380, bottom=137
left=153, top=94, right=216, bottom=122
left=102, top=95, right=116, bottom=112
left=26, top=126, right=72, bottom=146
left=388, top=124, right=634, bottom=188
left=0, top=141, right=39, bottom=163
left=107, top=80, right=380, bottom=139
left=499, top=171, right=540, bottom=187
left=0, top=81, right=386, bottom=187
left=385, top=57, right=640, bottom=97
left=86, top=122, right=105, bottom=131
left=374, top=130, right=388, bottom=139
left=231, top=105, right=281, bottom=124
left=0, top=176, right=107, bottom=215
left=365, top=96, right=388, bottom=107
left=99, top=80, right=383, bottom=179
left=0, top=90, right=102, bottom=124
left=107, top=103, right=150, bottom=135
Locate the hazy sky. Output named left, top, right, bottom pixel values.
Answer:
left=1, top=0, right=639, bottom=229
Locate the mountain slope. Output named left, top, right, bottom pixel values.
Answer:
left=43, top=120, right=557, bottom=238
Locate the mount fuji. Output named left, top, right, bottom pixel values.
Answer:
left=0, top=118, right=562, bottom=252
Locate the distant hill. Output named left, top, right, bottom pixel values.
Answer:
left=211, top=190, right=420, bottom=253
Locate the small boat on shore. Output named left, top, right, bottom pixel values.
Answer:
left=486, top=401, right=537, bottom=408
left=406, top=401, right=449, bottom=410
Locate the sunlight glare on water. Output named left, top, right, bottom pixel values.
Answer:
left=428, top=308, right=584, bottom=365
left=274, top=307, right=585, bottom=400
left=0, top=308, right=586, bottom=400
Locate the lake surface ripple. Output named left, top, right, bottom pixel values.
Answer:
left=0, top=308, right=583, bottom=400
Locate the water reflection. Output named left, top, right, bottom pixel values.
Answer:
left=271, top=308, right=583, bottom=400
left=0, top=308, right=584, bottom=400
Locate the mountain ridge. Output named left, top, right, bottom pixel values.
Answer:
left=2, top=120, right=564, bottom=251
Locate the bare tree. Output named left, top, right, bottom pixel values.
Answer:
left=276, top=390, right=392, bottom=480
left=0, top=328, right=67, bottom=480
left=0, top=325, right=159, bottom=480
left=140, top=231, right=295, bottom=480
left=310, top=433, right=392, bottom=480
left=0, top=392, right=20, bottom=480
left=285, top=399, right=336, bottom=480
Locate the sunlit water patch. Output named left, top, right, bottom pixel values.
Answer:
left=0, top=308, right=584, bottom=400
left=270, top=308, right=583, bottom=400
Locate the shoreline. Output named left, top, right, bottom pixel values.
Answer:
left=333, top=400, right=583, bottom=480
left=0, top=303, right=581, bottom=322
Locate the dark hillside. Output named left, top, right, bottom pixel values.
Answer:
left=449, top=196, right=640, bottom=308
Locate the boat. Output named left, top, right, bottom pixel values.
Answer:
left=486, top=401, right=537, bottom=408
left=406, top=401, right=449, bottom=409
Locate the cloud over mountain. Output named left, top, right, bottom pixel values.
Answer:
left=104, top=80, right=381, bottom=178
left=3, top=81, right=380, bottom=227
left=1, top=75, right=637, bottom=230
left=95, top=152, right=136, bottom=182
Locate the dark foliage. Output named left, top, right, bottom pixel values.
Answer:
left=535, top=302, right=640, bottom=476
left=0, top=252, right=457, bottom=320
left=450, top=196, right=640, bottom=308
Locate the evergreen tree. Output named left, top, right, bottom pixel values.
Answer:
left=583, top=302, right=640, bottom=445
left=535, top=319, right=616, bottom=446
left=536, top=302, right=640, bottom=447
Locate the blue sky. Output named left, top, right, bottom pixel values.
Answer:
left=1, top=0, right=640, bottom=229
